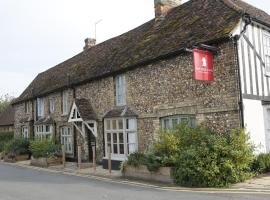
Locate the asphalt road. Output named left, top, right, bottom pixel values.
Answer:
left=0, top=163, right=269, bottom=200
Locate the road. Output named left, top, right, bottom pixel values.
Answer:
left=0, top=163, right=269, bottom=200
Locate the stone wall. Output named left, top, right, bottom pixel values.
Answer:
left=13, top=40, right=241, bottom=159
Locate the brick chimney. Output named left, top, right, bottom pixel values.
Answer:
left=84, top=38, right=96, bottom=51
left=154, top=0, right=182, bottom=20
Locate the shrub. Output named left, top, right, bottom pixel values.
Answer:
left=145, top=154, right=162, bottom=172
left=30, top=139, right=60, bottom=159
left=0, top=132, right=14, bottom=152
left=252, top=153, right=270, bottom=174
left=172, top=125, right=254, bottom=187
left=126, top=152, right=147, bottom=167
left=3, top=138, right=30, bottom=156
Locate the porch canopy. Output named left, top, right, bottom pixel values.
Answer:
left=68, top=98, right=97, bottom=138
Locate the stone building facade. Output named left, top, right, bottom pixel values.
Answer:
left=12, top=0, right=270, bottom=168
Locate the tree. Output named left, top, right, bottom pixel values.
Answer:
left=0, top=94, right=14, bottom=114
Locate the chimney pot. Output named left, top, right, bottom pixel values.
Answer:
left=84, top=38, right=96, bottom=50
left=154, top=0, right=182, bottom=20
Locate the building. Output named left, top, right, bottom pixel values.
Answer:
left=0, top=105, right=15, bottom=134
left=12, top=0, right=270, bottom=169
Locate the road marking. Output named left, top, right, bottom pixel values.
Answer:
left=1, top=162, right=270, bottom=195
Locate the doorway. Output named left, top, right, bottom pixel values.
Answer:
left=85, top=123, right=96, bottom=162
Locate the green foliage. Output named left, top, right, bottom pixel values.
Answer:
left=127, top=152, right=147, bottom=167
left=144, top=154, right=162, bottom=172
left=3, top=138, right=30, bottom=156
left=0, top=94, right=14, bottom=113
left=172, top=125, right=254, bottom=187
left=30, top=139, right=60, bottom=159
left=251, top=153, right=270, bottom=174
left=0, top=132, right=14, bottom=152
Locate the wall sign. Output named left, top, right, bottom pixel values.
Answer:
left=193, top=48, right=214, bottom=81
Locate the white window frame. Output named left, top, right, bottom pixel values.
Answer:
left=62, top=91, right=68, bottom=115
left=49, top=97, right=56, bottom=113
left=37, top=98, right=44, bottom=118
left=263, top=31, right=270, bottom=76
left=25, top=101, right=30, bottom=114
left=104, top=118, right=137, bottom=160
left=60, top=127, right=74, bottom=154
left=35, top=125, right=52, bottom=140
left=115, top=75, right=126, bottom=106
left=21, top=126, right=29, bottom=139
left=161, top=115, right=196, bottom=130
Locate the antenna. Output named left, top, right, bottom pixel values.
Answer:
left=94, top=19, right=103, bottom=42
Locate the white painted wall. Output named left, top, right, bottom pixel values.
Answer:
left=243, top=98, right=267, bottom=153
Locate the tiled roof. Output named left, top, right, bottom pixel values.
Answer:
left=0, top=105, right=15, bottom=126
left=103, top=106, right=138, bottom=118
left=75, top=98, right=97, bottom=121
left=14, top=0, right=270, bottom=104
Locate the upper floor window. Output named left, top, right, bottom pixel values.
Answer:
left=37, top=98, right=44, bottom=118
left=115, top=75, right=126, bottom=106
left=25, top=101, right=30, bottom=114
left=161, top=115, right=196, bottom=130
left=62, top=91, right=68, bottom=115
left=49, top=97, right=56, bottom=113
left=263, top=32, right=270, bottom=76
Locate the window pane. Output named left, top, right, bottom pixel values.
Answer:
left=128, top=132, right=136, bottom=143
left=113, top=144, right=118, bottom=154
left=164, top=119, right=170, bottom=130
left=112, top=120, right=117, bottom=130
left=128, top=144, right=136, bottom=154
left=106, top=120, right=110, bottom=130
left=113, top=133, right=117, bottom=143
left=119, top=144, right=124, bottom=154
left=172, top=118, right=178, bottom=128
left=118, top=119, right=123, bottom=130
left=107, top=133, right=111, bottom=143
left=119, top=133, right=124, bottom=143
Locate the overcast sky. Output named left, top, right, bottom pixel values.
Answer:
left=0, top=0, right=269, bottom=97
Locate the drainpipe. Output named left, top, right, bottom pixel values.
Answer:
left=233, top=35, right=245, bottom=128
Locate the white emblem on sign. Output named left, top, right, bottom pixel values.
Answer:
left=202, top=57, right=207, bottom=67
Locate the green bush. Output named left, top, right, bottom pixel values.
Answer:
left=252, top=153, right=270, bottom=174
left=0, top=132, right=14, bottom=152
left=30, top=139, right=60, bottom=159
left=3, top=138, right=30, bottom=156
left=172, top=125, right=254, bottom=187
left=127, top=152, right=147, bottom=167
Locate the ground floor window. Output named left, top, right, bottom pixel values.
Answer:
left=161, top=115, right=196, bottom=130
left=60, top=127, right=73, bottom=154
left=35, top=124, right=52, bottom=140
left=104, top=118, right=137, bottom=160
left=21, top=126, right=29, bottom=139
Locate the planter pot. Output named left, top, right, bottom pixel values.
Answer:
left=31, top=157, right=62, bottom=168
left=122, top=165, right=174, bottom=184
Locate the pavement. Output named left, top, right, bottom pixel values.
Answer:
left=0, top=163, right=270, bottom=200
left=1, top=160, right=270, bottom=198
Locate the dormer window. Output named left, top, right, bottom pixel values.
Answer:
left=115, top=74, right=126, bottom=106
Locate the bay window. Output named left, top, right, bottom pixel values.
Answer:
left=35, top=125, right=52, bottom=140
left=104, top=118, right=137, bottom=160
left=21, top=126, right=29, bottom=139
left=161, top=115, right=196, bottom=130
left=60, top=127, right=73, bottom=154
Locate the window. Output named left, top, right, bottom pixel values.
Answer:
left=60, top=127, right=73, bottom=154
left=21, top=126, right=29, bottom=139
left=161, top=115, right=196, bottom=130
left=37, top=98, right=44, bottom=118
left=35, top=125, right=52, bottom=140
left=263, top=32, right=270, bottom=76
left=104, top=118, right=137, bottom=160
left=62, top=91, right=68, bottom=115
left=25, top=101, right=30, bottom=114
left=49, top=97, right=56, bottom=113
left=115, top=75, right=126, bottom=106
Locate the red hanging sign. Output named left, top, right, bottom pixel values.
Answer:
left=193, top=48, right=214, bottom=81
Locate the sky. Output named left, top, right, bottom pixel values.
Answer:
left=0, top=0, right=270, bottom=97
